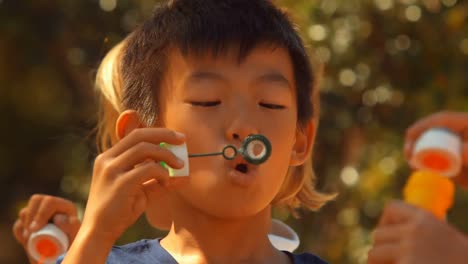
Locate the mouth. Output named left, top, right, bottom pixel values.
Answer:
left=234, top=163, right=249, bottom=174
left=227, top=158, right=258, bottom=187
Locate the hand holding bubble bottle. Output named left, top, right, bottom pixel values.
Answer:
left=404, top=128, right=462, bottom=219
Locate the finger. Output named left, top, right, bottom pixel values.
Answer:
left=12, top=219, right=27, bottom=246
left=112, top=142, right=185, bottom=172
left=24, top=194, right=44, bottom=234
left=373, top=224, right=407, bottom=244
left=119, top=161, right=171, bottom=189
left=31, top=196, right=78, bottom=233
left=18, top=208, right=29, bottom=238
left=107, top=128, right=186, bottom=157
left=404, top=111, right=468, bottom=158
left=367, top=243, right=399, bottom=264
left=19, top=207, right=28, bottom=225
left=53, top=214, right=81, bottom=242
left=378, top=201, right=415, bottom=226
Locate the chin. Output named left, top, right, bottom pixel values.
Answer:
left=176, top=186, right=273, bottom=220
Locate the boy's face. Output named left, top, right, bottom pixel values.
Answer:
left=156, top=45, right=311, bottom=218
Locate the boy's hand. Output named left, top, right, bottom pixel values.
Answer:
left=368, top=201, right=468, bottom=264
left=404, top=111, right=468, bottom=188
left=12, top=194, right=81, bottom=264
left=80, top=128, right=187, bottom=244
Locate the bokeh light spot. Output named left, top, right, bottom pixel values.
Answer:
left=441, top=0, right=457, bottom=7
left=315, top=46, right=331, bottom=63
left=99, top=0, right=117, bottom=12
left=308, top=25, right=328, bottom=41
left=341, top=166, right=359, bottom=186
left=460, top=38, right=468, bottom=55
left=405, top=5, right=422, bottom=22
left=374, top=0, right=394, bottom=11
left=339, top=69, right=357, bottom=86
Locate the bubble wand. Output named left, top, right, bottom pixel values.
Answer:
left=160, top=134, right=272, bottom=176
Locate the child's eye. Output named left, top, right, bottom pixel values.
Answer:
left=259, top=102, right=285, bottom=109
left=190, top=101, right=221, bottom=107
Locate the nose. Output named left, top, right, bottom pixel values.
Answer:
left=225, top=110, right=259, bottom=142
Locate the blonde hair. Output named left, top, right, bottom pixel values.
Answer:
left=94, top=41, right=334, bottom=217
left=273, top=65, right=336, bottom=216
left=95, top=41, right=126, bottom=153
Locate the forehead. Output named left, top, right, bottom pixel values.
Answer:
left=165, top=44, right=295, bottom=84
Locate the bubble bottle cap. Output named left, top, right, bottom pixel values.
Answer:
left=410, top=128, right=462, bottom=177
left=27, top=224, right=69, bottom=264
left=159, top=142, right=190, bottom=177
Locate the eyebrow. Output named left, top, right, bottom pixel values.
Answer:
left=257, top=72, right=291, bottom=88
left=186, top=70, right=291, bottom=88
left=188, top=71, right=226, bottom=83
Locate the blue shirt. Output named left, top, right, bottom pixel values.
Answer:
left=57, top=238, right=328, bottom=264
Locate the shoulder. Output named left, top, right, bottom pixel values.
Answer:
left=285, top=251, right=329, bottom=264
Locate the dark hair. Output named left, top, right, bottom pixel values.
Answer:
left=121, top=0, right=316, bottom=127
left=120, top=0, right=334, bottom=215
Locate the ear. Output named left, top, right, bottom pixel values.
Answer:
left=116, top=110, right=144, bottom=140
left=290, top=120, right=316, bottom=166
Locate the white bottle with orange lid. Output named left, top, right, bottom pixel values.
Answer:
left=404, top=128, right=462, bottom=219
left=27, top=223, right=69, bottom=264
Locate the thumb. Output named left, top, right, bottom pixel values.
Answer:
left=53, top=214, right=81, bottom=243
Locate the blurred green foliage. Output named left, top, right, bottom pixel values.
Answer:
left=1, top=0, right=467, bottom=263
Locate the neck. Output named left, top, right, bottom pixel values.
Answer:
left=160, top=195, right=288, bottom=264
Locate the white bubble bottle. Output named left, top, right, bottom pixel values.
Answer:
left=27, top=224, right=69, bottom=264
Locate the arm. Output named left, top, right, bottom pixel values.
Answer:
left=61, top=127, right=187, bottom=264
left=60, top=224, right=114, bottom=264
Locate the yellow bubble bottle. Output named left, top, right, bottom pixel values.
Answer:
left=403, top=170, right=454, bottom=219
